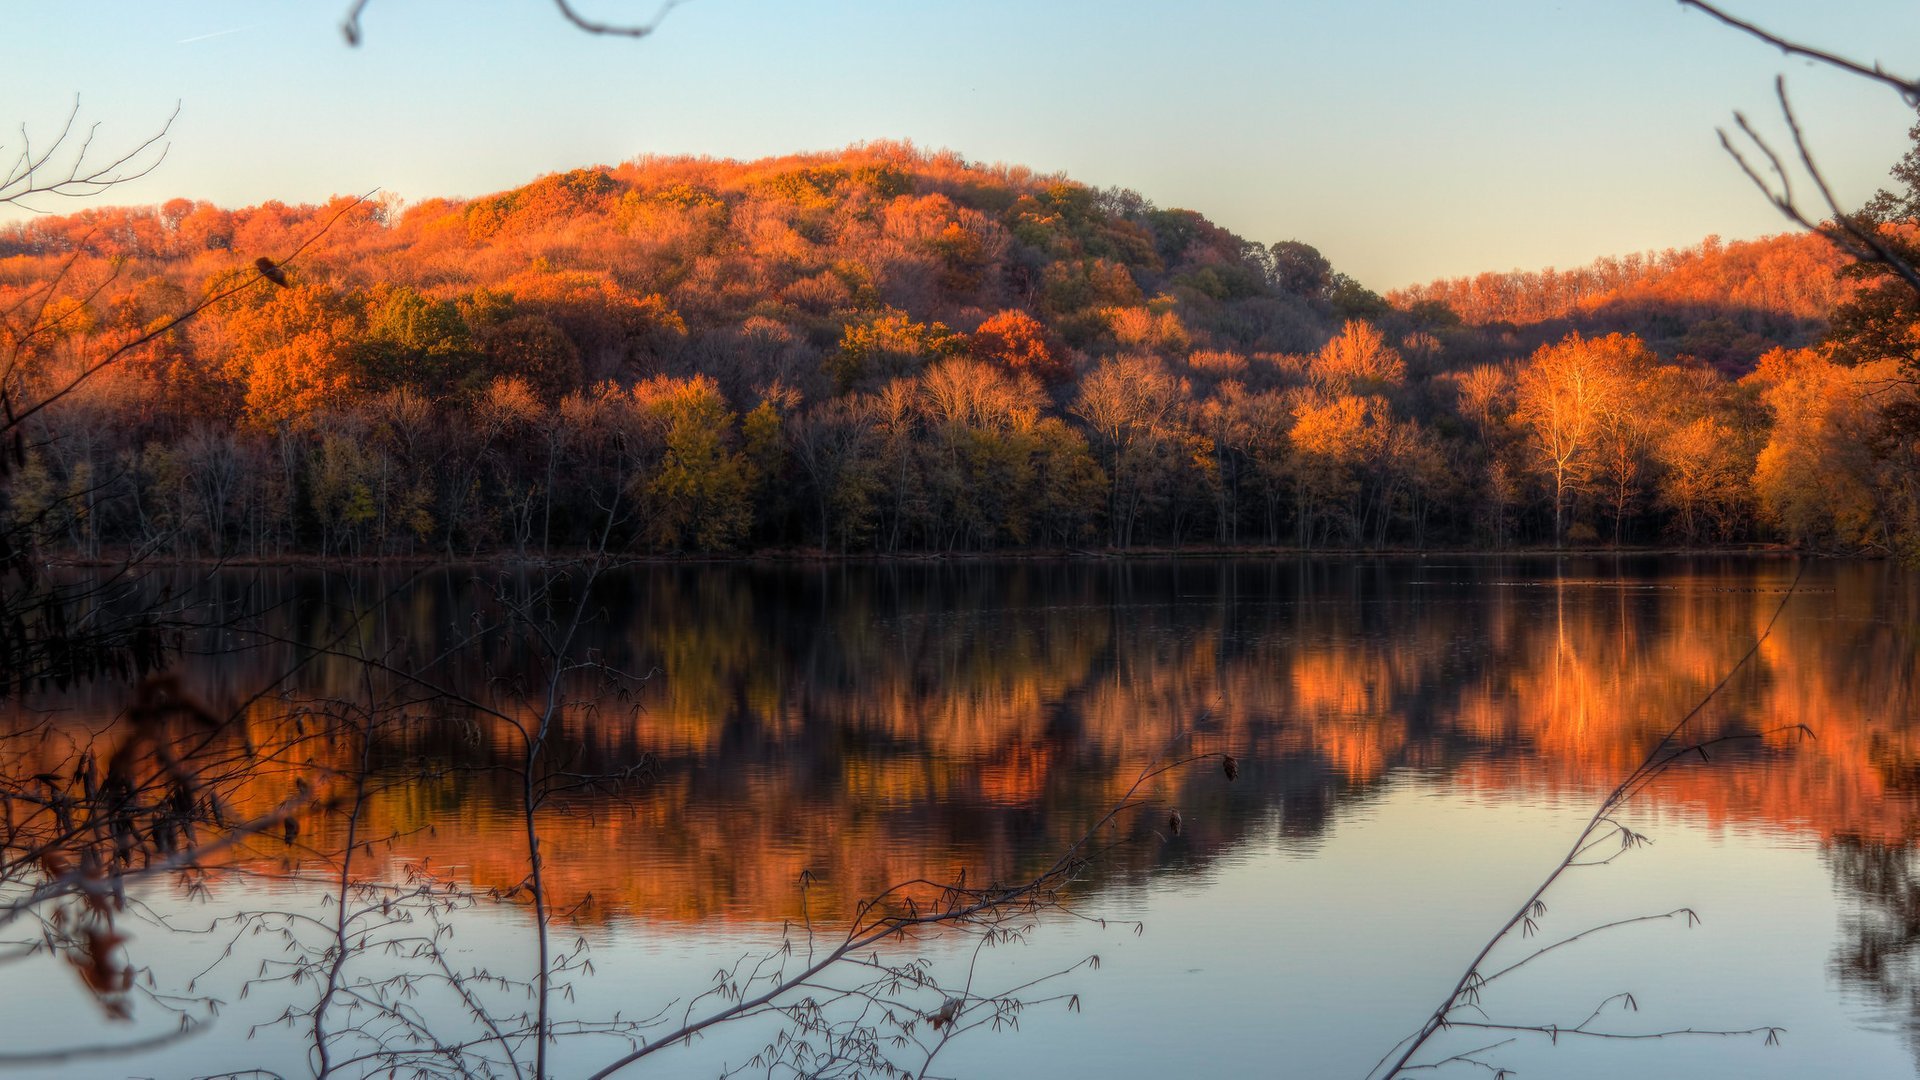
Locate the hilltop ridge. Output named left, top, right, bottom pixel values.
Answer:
left=0, top=144, right=1906, bottom=558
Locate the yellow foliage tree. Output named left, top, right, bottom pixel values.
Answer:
left=1746, top=348, right=1909, bottom=549
left=635, top=375, right=755, bottom=552
left=1512, top=333, right=1648, bottom=545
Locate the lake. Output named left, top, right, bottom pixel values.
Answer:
left=3, top=555, right=1916, bottom=1078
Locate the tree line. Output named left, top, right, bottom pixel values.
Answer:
left=2, top=142, right=1915, bottom=558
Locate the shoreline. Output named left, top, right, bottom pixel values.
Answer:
left=43, top=542, right=1828, bottom=571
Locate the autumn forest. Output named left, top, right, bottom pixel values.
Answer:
left=14, top=0, right=1920, bottom=1075
left=6, top=139, right=1918, bottom=562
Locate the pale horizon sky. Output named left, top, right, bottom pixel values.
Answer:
left=5, top=1, right=1918, bottom=290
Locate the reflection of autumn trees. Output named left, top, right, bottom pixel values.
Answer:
left=1827, top=836, right=1920, bottom=1069
left=31, top=559, right=1915, bottom=929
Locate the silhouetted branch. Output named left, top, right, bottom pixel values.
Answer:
left=583, top=745, right=1224, bottom=1079
left=1678, top=1, right=1920, bottom=104
left=1719, top=79, right=1920, bottom=298
left=0, top=98, right=177, bottom=212
left=341, top=0, right=685, bottom=45
left=0, top=183, right=381, bottom=707
left=1373, top=560, right=1806, bottom=1078
left=551, top=0, right=686, bottom=38
left=1479, top=909, right=1698, bottom=987
left=0, top=790, right=311, bottom=933
left=3, top=186, right=381, bottom=436
left=1441, top=1019, right=1785, bottom=1044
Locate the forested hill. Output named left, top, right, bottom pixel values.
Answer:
left=1388, top=232, right=1850, bottom=374
left=1, top=144, right=1913, bottom=558
left=0, top=144, right=1352, bottom=411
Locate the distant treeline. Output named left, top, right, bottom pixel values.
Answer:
left=1, top=143, right=1914, bottom=558
left=1388, top=231, right=1850, bottom=373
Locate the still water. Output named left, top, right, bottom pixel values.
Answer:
left=4, top=555, right=1917, bottom=1078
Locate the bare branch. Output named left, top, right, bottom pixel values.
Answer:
left=552, top=0, right=686, bottom=38
left=1716, top=81, right=1920, bottom=314
left=2, top=186, right=382, bottom=436
left=0, top=98, right=178, bottom=212
left=1373, top=561, right=1806, bottom=1078
left=342, top=0, right=685, bottom=45
left=1678, top=0, right=1920, bottom=105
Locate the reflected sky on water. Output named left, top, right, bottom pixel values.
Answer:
left=4, top=555, right=1917, bottom=1077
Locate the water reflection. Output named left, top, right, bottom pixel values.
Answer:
left=9, top=555, right=1920, bottom=1072
left=1829, top=836, right=1920, bottom=1068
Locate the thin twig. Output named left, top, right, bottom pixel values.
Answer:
left=1373, top=559, right=1805, bottom=1078
left=1678, top=1, right=1920, bottom=104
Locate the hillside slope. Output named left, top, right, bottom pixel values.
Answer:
left=1388, top=232, right=1851, bottom=373
left=1, top=143, right=1348, bottom=408
left=0, top=145, right=1909, bottom=557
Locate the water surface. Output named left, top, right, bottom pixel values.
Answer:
left=4, top=555, right=1916, bottom=1078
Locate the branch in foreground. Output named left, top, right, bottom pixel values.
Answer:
left=1, top=98, right=177, bottom=212
left=582, top=746, right=1224, bottom=1080
left=1371, top=560, right=1807, bottom=1079
left=1678, top=0, right=1920, bottom=105
left=3, top=185, right=382, bottom=435
left=1718, top=78, right=1920, bottom=299
left=341, top=0, right=686, bottom=45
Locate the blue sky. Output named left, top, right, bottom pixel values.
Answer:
left=5, top=1, right=1918, bottom=288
